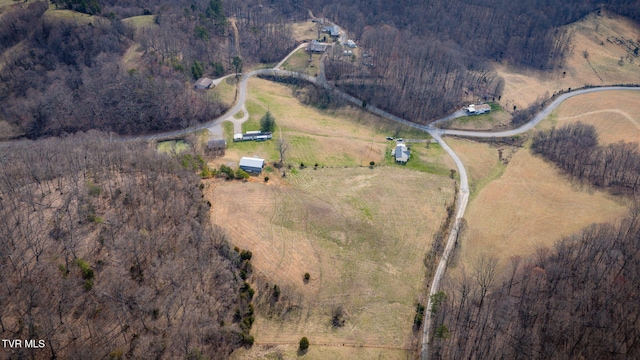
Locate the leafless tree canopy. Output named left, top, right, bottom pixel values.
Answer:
left=0, top=133, right=247, bottom=359
left=532, top=122, right=640, bottom=193
left=430, top=211, right=640, bottom=359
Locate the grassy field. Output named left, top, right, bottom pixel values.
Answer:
left=44, top=8, right=95, bottom=25
left=279, top=49, right=322, bottom=76
left=211, top=77, right=237, bottom=108
left=455, top=146, right=629, bottom=272
left=218, top=78, right=438, bottom=171
left=497, top=12, right=640, bottom=111
left=446, top=138, right=513, bottom=198
left=208, top=167, right=455, bottom=359
left=121, top=15, right=156, bottom=30
left=449, top=91, right=638, bottom=272
left=156, top=140, right=190, bottom=154
left=538, top=90, right=640, bottom=144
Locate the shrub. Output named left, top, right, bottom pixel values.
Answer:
left=299, top=337, right=309, bottom=352
left=304, top=272, right=310, bottom=282
left=264, top=176, right=269, bottom=183
left=235, top=168, right=250, bottom=179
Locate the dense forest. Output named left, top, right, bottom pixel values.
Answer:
left=0, top=0, right=297, bottom=139
left=313, top=0, right=640, bottom=123
left=429, top=211, right=640, bottom=359
left=0, top=133, right=252, bottom=358
left=531, top=122, right=640, bottom=193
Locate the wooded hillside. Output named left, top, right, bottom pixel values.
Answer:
left=429, top=211, right=640, bottom=359
left=0, top=133, right=248, bottom=358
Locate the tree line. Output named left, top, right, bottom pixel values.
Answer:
left=429, top=210, right=640, bottom=359
left=531, top=122, right=640, bottom=193
left=0, top=133, right=251, bottom=358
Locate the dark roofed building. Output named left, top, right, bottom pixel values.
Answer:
left=194, top=77, right=214, bottom=90
left=322, top=25, right=340, bottom=37
left=307, top=40, right=328, bottom=53
left=207, top=139, right=226, bottom=156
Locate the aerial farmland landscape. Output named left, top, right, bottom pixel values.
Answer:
left=0, top=1, right=640, bottom=359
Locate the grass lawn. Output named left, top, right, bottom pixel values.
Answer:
left=156, top=140, right=190, bottom=154
left=210, top=78, right=237, bottom=108
left=279, top=49, right=322, bottom=76
left=121, top=15, right=156, bottom=30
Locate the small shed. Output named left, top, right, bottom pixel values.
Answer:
left=346, top=40, right=357, bottom=48
left=307, top=40, right=328, bottom=53
left=394, top=143, right=410, bottom=163
left=239, top=157, right=265, bottom=173
left=194, top=77, right=214, bottom=90
left=207, top=139, right=226, bottom=156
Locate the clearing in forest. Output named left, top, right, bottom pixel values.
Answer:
left=205, top=77, right=457, bottom=358
left=496, top=12, right=640, bottom=111
left=208, top=167, right=455, bottom=359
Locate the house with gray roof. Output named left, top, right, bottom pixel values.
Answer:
left=321, top=25, right=340, bottom=37
left=194, top=77, right=214, bottom=90
left=307, top=40, right=328, bottom=53
left=394, top=143, right=410, bottom=163
left=239, top=157, right=265, bottom=173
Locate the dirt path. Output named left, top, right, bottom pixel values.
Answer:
left=229, top=17, right=240, bottom=57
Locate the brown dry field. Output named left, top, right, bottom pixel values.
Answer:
left=291, top=21, right=319, bottom=42
left=497, top=12, right=640, bottom=111
left=540, top=90, right=640, bottom=144
left=450, top=90, right=639, bottom=272
left=208, top=167, right=455, bottom=359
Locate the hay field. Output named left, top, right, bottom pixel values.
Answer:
left=497, top=12, right=640, bottom=110
left=221, top=78, right=437, bottom=170
left=541, top=90, right=640, bottom=144
left=454, top=146, right=629, bottom=272
left=208, top=167, right=455, bottom=358
left=121, top=15, right=156, bottom=30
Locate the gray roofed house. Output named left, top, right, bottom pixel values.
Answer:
left=194, top=77, right=214, bottom=90
left=307, top=40, right=328, bottom=53
left=322, top=25, right=340, bottom=37
left=239, top=157, right=265, bottom=173
left=394, top=143, right=410, bottom=163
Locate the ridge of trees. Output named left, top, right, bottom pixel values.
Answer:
left=531, top=122, right=640, bottom=193
left=0, top=133, right=250, bottom=358
left=429, top=210, right=640, bottom=359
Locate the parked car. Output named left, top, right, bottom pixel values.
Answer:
left=386, top=136, right=394, bottom=140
